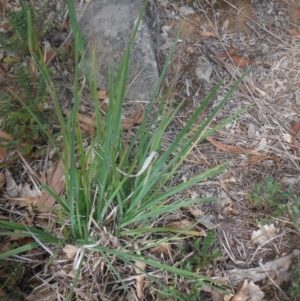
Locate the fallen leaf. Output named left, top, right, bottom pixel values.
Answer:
left=290, top=120, right=300, bottom=151
left=226, top=255, right=292, bottom=285
left=19, top=237, right=34, bottom=246
left=66, top=105, right=144, bottom=133
left=37, top=158, right=65, bottom=213
left=231, top=280, right=249, bottom=301
left=5, top=169, right=19, bottom=197
left=134, top=243, right=146, bottom=301
left=248, top=154, right=280, bottom=165
left=63, top=244, right=78, bottom=259
left=3, top=0, right=21, bottom=11
left=0, top=21, right=10, bottom=32
left=159, top=38, right=173, bottom=50
left=206, top=136, right=253, bottom=154
left=206, top=136, right=280, bottom=164
left=251, top=223, right=277, bottom=245
left=248, top=281, right=264, bottom=301
left=197, top=28, right=218, bottom=38
left=0, top=173, right=6, bottom=190
left=44, top=49, right=56, bottom=65
left=97, top=90, right=108, bottom=100
left=211, top=290, right=226, bottom=301
left=20, top=182, right=42, bottom=198
left=285, top=28, right=300, bottom=36
left=0, top=130, right=12, bottom=161
left=218, top=47, right=238, bottom=58
left=26, top=286, right=54, bottom=301
left=220, top=177, right=236, bottom=190
left=121, top=107, right=144, bottom=131
left=231, top=55, right=253, bottom=67
left=22, top=159, right=66, bottom=224
left=165, top=219, right=206, bottom=236
left=150, top=244, right=172, bottom=259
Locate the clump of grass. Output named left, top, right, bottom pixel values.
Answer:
left=0, top=0, right=248, bottom=299
left=249, top=176, right=300, bottom=228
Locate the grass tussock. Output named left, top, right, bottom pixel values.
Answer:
left=0, top=0, right=249, bottom=300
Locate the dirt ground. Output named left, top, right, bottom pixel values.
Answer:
left=154, top=0, right=300, bottom=299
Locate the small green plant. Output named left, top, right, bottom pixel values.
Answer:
left=0, top=1, right=60, bottom=152
left=288, top=265, right=300, bottom=298
left=0, top=1, right=59, bottom=57
left=182, top=230, right=221, bottom=272
left=250, top=176, right=300, bottom=228
left=0, top=259, right=25, bottom=300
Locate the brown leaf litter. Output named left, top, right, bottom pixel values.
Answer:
left=205, top=136, right=280, bottom=165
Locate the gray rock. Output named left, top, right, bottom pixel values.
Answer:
left=77, top=0, right=159, bottom=101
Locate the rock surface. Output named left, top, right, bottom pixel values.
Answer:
left=77, top=0, right=159, bottom=101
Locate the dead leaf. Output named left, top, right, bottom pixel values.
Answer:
left=0, top=130, right=12, bottom=161
left=226, top=254, right=293, bottom=285
left=197, top=28, right=218, bottom=38
left=134, top=243, right=146, bottom=301
left=3, top=0, right=21, bottom=11
left=248, top=154, right=280, bottom=165
left=211, top=290, right=226, bottom=301
left=165, top=219, right=206, bottom=236
left=97, top=90, right=108, bottom=100
left=248, top=281, right=264, bottom=301
left=150, top=244, right=172, bottom=259
left=26, top=286, right=54, bottom=301
left=0, top=21, right=10, bottom=32
left=285, top=28, right=300, bottom=36
left=220, top=177, right=236, bottom=190
left=290, top=120, right=300, bottom=151
left=22, top=159, right=66, bottom=224
left=218, top=47, right=238, bottom=58
left=5, top=169, right=20, bottom=197
left=231, top=280, right=249, bottom=301
left=206, top=136, right=280, bottom=164
left=87, top=90, right=108, bottom=100
left=44, top=49, right=56, bottom=65
left=206, top=136, right=253, bottom=154
left=231, top=55, right=253, bottom=67
left=121, top=107, right=144, bottom=131
left=159, top=38, right=173, bottom=50
left=37, top=158, right=65, bottom=213
left=66, top=104, right=144, bottom=133
left=251, top=223, right=277, bottom=245
left=0, top=173, right=6, bottom=190
left=20, top=182, right=41, bottom=198
left=63, top=244, right=78, bottom=259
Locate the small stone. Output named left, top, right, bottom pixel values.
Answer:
left=195, top=59, right=212, bottom=83
left=248, top=123, right=256, bottom=139
left=179, top=6, right=195, bottom=16
left=187, top=46, right=194, bottom=53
